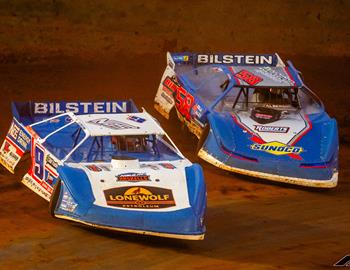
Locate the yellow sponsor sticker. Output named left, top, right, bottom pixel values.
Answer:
left=251, top=141, right=303, bottom=156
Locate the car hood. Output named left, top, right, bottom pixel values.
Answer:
left=207, top=111, right=337, bottom=163
left=66, top=159, right=192, bottom=212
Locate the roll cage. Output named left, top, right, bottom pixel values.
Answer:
left=30, top=112, right=184, bottom=163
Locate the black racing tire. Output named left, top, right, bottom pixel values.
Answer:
left=49, top=179, right=61, bottom=218
left=169, top=107, right=178, bottom=121
left=196, top=124, right=210, bottom=155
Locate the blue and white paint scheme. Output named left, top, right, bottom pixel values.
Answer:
left=0, top=100, right=206, bottom=240
left=154, top=52, right=338, bottom=188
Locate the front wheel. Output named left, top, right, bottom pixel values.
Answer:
left=49, top=179, right=61, bottom=218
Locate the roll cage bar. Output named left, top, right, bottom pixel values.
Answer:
left=31, top=112, right=184, bottom=163
left=208, top=78, right=323, bottom=112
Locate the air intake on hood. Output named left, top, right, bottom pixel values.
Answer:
left=111, top=156, right=140, bottom=169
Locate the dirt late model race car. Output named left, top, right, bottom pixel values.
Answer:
left=154, top=53, right=339, bottom=188
left=0, top=100, right=206, bottom=240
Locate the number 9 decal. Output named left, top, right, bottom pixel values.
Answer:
left=34, top=145, right=45, bottom=180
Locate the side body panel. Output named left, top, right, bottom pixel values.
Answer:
left=22, top=135, right=61, bottom=201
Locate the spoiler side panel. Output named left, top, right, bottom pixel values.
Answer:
left=0, top=117, right=31, bottom=173
left=154, top=65, right=177, bottom=119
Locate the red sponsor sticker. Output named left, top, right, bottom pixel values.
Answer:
left=235, top=70, right=263, bottom=85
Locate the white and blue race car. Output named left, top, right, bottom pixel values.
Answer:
left=154, top=53, right=339, bottom=188
left=0, top=100, right=206, bottom=240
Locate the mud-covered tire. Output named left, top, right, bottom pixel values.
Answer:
left=169, top=107, right=179, bottom=121
left=196, top=124, right=210, bottom=155
left=49, top=179, right=61, bottom=218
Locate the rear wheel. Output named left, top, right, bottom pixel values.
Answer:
left=49, top=179, right=61, bottom=218
left=196, top=124, right=210, bottom=155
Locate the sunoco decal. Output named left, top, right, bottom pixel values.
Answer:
left=254, top=125, right=289, bottom=133
left=104, top=186, right=176, bottom=209
left=251, top=141, right=303, bottom=156
left=116, top=173, right=150, bottom=182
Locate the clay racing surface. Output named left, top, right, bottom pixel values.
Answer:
left=0, top=1, right=349, bottom=269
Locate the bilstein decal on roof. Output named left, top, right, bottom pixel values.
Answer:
left=196, top=54, right=277, bottom=65
left=104, top=186, right=176, bottom=209
left=251, top=141, right=303, bottom=156
left=88, top=118, right=139, bottom=130
left=34, top=101, right=128, bottom=114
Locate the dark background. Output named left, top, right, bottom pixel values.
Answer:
left=0, top=1, right=349, bottom=269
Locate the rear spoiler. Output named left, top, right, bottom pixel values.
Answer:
left=167, top=52, right=286, bottom=67
left=12, top=100, right=139, bottom=126
left=0, top=100, right=139, bottom=173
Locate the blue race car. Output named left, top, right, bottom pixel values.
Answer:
left=154, top=53, right=338, bottom=188
left=0, top=100, right=206, bottom=240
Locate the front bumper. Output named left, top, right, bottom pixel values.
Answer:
left=55, top=212, right=205, bottom=240
left=198, top=148, right=338, bottom=188
left=54, top=185, right=206, bottom=240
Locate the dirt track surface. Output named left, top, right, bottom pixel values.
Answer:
left=0, top=1, right=349, bottom=269
left=0, top=56, right=349, bottom=270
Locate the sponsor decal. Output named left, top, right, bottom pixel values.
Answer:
left=22, top=174, right=52, bottom=200
left=46, top=174, right=55, bottom=185
left=6, top=118, right=31, bottom=152
left=196, top=54, right=276, bottom=65
left=99, top=165, right=111, bottom=171
left=175, top=86, right=195, bottom=121
left=104, top=186, right=176, bottom=209
left=46, top=155, right=59, bottom=169
left=161, top=92, right=174, bottom=105
left=116, top=173, right=150, bottom=182
left=254, top=125, right=289, bottom=133
left=33, top=101, right=129, bottom=115
left=85, top=164, right=102, bottom=172
left=159, top=163, right=176, bottom=169
left=256, top=66, right=295, bottom=85
left=0, top=118, right=31, bottom=172
left=59, top=191, right=77, bottom=213
left=127, top=115, right=146, bottom=123
left=172, top=55, right=189, bottom=62
left=255, top=113, right=273, bottom=120
left=192, top=104, right=203, bottom=118
left=140, top=164, right=159, bottom=170
left=162, top=76, right=178, bottom=96
left=0, top=140, right=20, bottom=171
left=30, top=142, right=59, bottom=186
left=88, top=118, right=139, bottom=130
left=162, top=76, right=196, bottom=120
left=251, top=141, right=303, bottom=156
left=49, top=118, right=61, bottom=123
left=234, top=70, right=263, bottom=85
left=211, top=67, right=223, bottom=72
